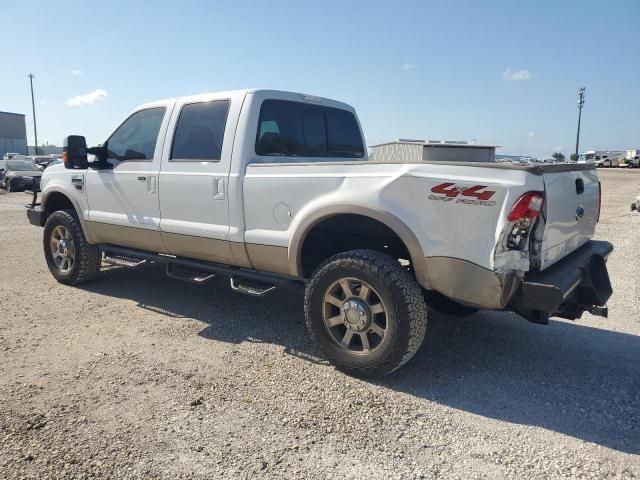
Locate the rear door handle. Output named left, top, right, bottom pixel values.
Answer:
left=213, top=177, right=225, bottom=200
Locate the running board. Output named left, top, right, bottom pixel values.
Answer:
left=100, top=245, right=303, bottom=292
left=230, top=277, right=276, bottom=296
left=166, top=263, right=216, bottom=284
left=102, top=252, right=147, bottom=268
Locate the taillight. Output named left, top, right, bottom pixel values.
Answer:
left=507, top=192, right=544, bottom=222
left=597, top=181, right=601, bottom=223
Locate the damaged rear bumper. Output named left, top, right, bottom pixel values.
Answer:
left=509, top=240, right=613, bottom=323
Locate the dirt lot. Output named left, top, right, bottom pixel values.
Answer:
left=1, top=169, right=639, bottom=479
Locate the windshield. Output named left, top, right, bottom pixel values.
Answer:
left=6, top=160, right=37, bottom=171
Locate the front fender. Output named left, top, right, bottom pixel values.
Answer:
left=41, top=186, right=97, bottom=244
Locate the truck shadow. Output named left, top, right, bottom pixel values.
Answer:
left=80, top=263, right=640, bottom=454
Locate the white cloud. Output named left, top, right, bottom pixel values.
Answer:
left=39, top=99, right=48, bottom=105
left=502, top=67, right=532, bottom=81
left=71, top=69, right=83, bottom=75
left=402, top=63, right=416, bottom=71
left=527, top=131, right=539, bottom=140
left=66, top=89, right=108, bottom=106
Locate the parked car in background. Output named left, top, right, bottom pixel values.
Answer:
left=29, top=155, right=63, bottom=171
left=0, top=158, right=42, bottom=192
left=2, top=152, right=25, bottom=160
left=25, top=155, right=58, bottom=171
left=595, top=156, right=621, bottom=168
left=579, top=151, right=625, bottom=168
left=37, top=159, right=63, bottom=171
left=632, top=194, right=640, bottom=212
left=621, top=149, right=640, bottom=168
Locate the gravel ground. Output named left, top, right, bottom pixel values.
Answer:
left=1, top=169, right=639, bottom=479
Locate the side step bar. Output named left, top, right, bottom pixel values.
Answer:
left=230, top=277, right=276, bottom=296
left=100, top=244, right=302, bottom=296
left=166, top=263, right=216, bottom=284
left=102, top=252, right=147, bottom=268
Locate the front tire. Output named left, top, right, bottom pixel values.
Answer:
left=5, top=178, right=11, bottom=192
left=43, top=210, right=101, bottom=285
left=304, top=249, right=427, bottom=377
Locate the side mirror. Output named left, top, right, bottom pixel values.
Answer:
left=63, top=135, right=89, bottom=169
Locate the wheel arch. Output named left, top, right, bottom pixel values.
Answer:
left=41, top=188, right=97, bottom=244
left=290, top=204, right=430, bottom=288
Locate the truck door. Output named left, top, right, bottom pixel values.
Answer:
left=157, top=94, right=239, bottom=264
left=85, top=105, right=172, bottom=252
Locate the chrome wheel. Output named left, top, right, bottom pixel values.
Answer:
left=322, top=277, right=388, bottom=354
left=49, top=225, right=75, bottom=273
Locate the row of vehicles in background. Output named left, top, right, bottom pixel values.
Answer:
left=0, top=154, right=62, bottom=191
left=578, top=149, right=640, bottom=168
left=497, top=149, right=640, bottom=168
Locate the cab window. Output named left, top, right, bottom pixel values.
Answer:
left=170, top=100, right=230, bottom=161
left=106, top=108, right=166, bottom=161
left=255, top=99, right=364, bottom=160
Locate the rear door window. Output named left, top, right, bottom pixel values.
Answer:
left=171, top=100, right=230, bottom=161
left=255, top=99, right=364, bottom=160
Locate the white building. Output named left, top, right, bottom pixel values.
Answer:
left=369, top=139, right=497, bottom=163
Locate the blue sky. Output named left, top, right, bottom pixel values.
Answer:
left=2, top=0, right=639, bottom=158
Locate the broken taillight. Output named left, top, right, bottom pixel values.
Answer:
left=505, top=192, right=545, bottom=251
left=507, top=192, right=544, bottom=222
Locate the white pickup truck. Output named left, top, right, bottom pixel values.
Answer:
left=26, top=89, right=613, bottom=376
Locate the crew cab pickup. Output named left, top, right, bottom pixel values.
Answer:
left=26, top=89, right=613, bottom=376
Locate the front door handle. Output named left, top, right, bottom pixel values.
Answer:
left=137, top=176, right=147, bottom=181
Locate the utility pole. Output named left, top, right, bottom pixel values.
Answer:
left=28, top=73, right=38, bottom=155
left=574, top=87, right=586, bottom=160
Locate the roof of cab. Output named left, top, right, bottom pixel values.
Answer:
left=135, top=89, right=355, bottom=112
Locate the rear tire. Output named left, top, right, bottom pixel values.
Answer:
left=304, top=249, right=427, bottom=377
left=5, top=178, right=11, bottom=192
left=43, top=210, right=101, bottom=285
left=423, top=289, right=479, bottom=316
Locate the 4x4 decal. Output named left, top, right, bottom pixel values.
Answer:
left=429, top=183, right=497, bottom=206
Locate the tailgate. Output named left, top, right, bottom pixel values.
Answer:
left=540, top=165, right=599, bottom=270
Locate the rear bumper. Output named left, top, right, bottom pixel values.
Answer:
left=509, top=240, right=613, bottom=323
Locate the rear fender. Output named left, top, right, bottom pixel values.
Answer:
left=289, top=203, right=431, bottom=288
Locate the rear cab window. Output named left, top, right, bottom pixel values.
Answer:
left=255, top=99, right=364, bottom=161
